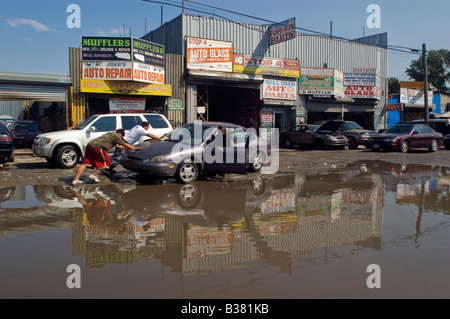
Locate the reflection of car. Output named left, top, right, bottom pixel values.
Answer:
left=32, top=113, right=173, bottom=169
left=316, top=120, right=376, bottom=149
left=10, top=120, right=42, bottom=148
left=367, top=123, right=444, bottom=153
left=122, top=121, right=271, bottom=184
left=279, top=124, right=348, bottom=149
left=0, top=123, right=15, bottom=165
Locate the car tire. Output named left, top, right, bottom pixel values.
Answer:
left=348, top=138, right=358, bottom=149
left=249, top=152, right=264, bottom=172
left=7, top=150, right=15, bottom=162
left=175, top=184, right=201, bottom=208
left=54, top=145, right=81, bottom=169
left=175, top=160, right=199, bottom=184
left=429, top=139, right=438, bottom=152
left=283, top=138, right=292, bottom=148
left=400, top=140, right=409, bottom=153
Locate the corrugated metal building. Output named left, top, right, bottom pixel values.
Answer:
left=143, top=14, right=388, bottom=131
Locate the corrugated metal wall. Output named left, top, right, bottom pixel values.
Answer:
left=0, top=100, right=25, bottom=119
left=69, top=47, right=87, bottom=126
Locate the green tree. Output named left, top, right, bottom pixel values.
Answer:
left=406, top=49, right=450, bottom=91
left=388, top=77, right=400, bottom=95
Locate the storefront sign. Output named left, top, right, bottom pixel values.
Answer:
left=82, top=61, right=133, bottom=81
left=233, top=54, right=300, bottom=78
left=82, top=36, right=132, bottom=61
left=344, top=72, right=377, bottom=86
left=344, top=85, right=381, bottom=99
left=263, top=79, right=297, bottom=100
left=80, top=79, right=172, bottom=96
left=386, top=103, right=404, bottom=112
left=400, top=81, right=428, bottom=89
left=132, top=38, right=164, bottom=67
left=400, top=88, right=433, bottom=105
left=132, top=62, right=165, bottom=84
left=167, top=99, right=183, bottom=110
left=299, top=68, right=344, bottom=97
left=186, top=37, right=233, bottom=72
left=269, top=17, right=296, bottom=45
left=109, top=98, right=145, bottom=113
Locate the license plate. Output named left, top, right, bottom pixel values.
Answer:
left=373, top=144, right=379, bottom=149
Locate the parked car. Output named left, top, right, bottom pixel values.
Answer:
left=279, top=124, right=348, bottom=149
left=366, top=123, right=444, bottom=153
left=0, top=123, right=15, bottom=165
left=10, top=120, right=42, bottom=148
left=445, top=134, right=450, bottom=150
left=0, top=115, right=14, bottom=130
left=315, top=120, right=376, bottom=149
left=32, top=113, right=173, bottom=168
left=403, top=119, right=450, bottom=136
left=121, top=121, right=271, bottom=184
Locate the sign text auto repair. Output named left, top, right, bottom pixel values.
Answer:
left=81, top=36, right=165, bottom=84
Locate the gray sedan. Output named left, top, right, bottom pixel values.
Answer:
left=122, top=121, right=271, bottom=183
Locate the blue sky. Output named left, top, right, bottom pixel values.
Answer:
left=0, top=0, right=448, bottom=80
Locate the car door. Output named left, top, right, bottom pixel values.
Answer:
left=410, top=125, right=424, bottom=148
left=421, top=125, right=436, bottom=146
left=81, top=116, right=117, bottom=152
left=296, top=125, right=314, bottom=145
left=203, top=129, right=247, bottom=174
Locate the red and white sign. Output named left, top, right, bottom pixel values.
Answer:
left=186, top=37, right=233, bottom=72
left=344, top=85, right=380, bottom=99
left=386, top=103, right=404, bottom=112
left=82, top=61, right=133, bottom=80
left=269, top=17, right=296, bottom=45
left=263, top=79, right=297, bottom=100
left=109, top=97, right=145, bottom=113
left=132, top=62, right=165, bottom=84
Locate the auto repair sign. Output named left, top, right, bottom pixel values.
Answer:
left=82, top=61, right=133, bottom=81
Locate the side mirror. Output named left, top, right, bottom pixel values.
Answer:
left=88, top=126, right=96, bottom=132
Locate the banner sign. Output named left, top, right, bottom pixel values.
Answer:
left=233, top=54, right=300, bottom=78
left=263, top=79, right=297, bottom=100
left=109, top=98, right=145, bottom=112
left=132, top=38, right=164, bottom=67
left=400, top=81, right=427, bottom=89
left=82, top=61, right=133, bottom=81
left=299, top=68, right=344, bottom=97
left=386, top=103, right=404, bottom=112
left=344, top=72, right=378, bottom=86
left=132, top=62, right=165, bottom=84
left=269, top=17, right=296, bottom=45
left=186, top=37, right=233, bottom=72
left=80, top=79, right=171, bottom=96
left=400, top=88, right=433, bottom=106
left=82, top=36, right=132, bottom=61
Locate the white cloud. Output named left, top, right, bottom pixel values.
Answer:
left=5, top=18, right=53, bottom=32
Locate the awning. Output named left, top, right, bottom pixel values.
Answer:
left=0, top=84, right=68, bottom=101
left=187, top=69, right=264, bottom=85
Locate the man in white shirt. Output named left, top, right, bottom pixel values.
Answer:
left=109, top=121, right=161, bottom=172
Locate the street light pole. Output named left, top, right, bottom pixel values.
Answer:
left=423, top=43, right=429, bottom=120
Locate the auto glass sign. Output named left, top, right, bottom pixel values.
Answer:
left=186, top=37, right=233, bottom=72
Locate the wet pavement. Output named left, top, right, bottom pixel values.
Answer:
left=1, top=160, right=450, bottom=299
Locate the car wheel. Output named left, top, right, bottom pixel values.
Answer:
left=348, top=138, right=358, bottom=149
left=400, top=140, right=409, bottom=153
left=7, top=150, right=14, bottom=162
left=249, top=152, right=264, bottom=172
left=429, top=139, right=438, bottom=152
left=176, top=184, right=201, bottom=208
left=250, top=176, right=265, bottom=195
left=54, top=145, right=81, bottom=169
left=283, top=138, right=292, bottom=148
left=175, top=160, right=199, bottom=184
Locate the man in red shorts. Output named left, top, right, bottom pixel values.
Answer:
left=72, top=129, right=143, bottom=185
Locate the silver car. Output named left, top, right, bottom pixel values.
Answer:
left=121, top=121, right=271, bottom=183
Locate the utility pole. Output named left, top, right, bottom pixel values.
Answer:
left=423, top=43, right=429, bottom=120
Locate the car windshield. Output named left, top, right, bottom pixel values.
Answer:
left=385, top=125, right=414, bottom=134
left=309, top=125, right=319, bottom=132
left=73, top=115, right=98, bottom=130
left=162, top=123, right=242, bottom=145
left=14, top=122, right=39, bottom=131
left=342, top=122, right=363, bottom=130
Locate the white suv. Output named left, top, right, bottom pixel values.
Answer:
left=32, top=113, right=173, bottom=168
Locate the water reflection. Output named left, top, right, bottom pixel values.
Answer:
left=1, top=161, right=450, bottom=298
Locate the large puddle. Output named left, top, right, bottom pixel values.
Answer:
left=1, top=160, right=450, bottom=299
